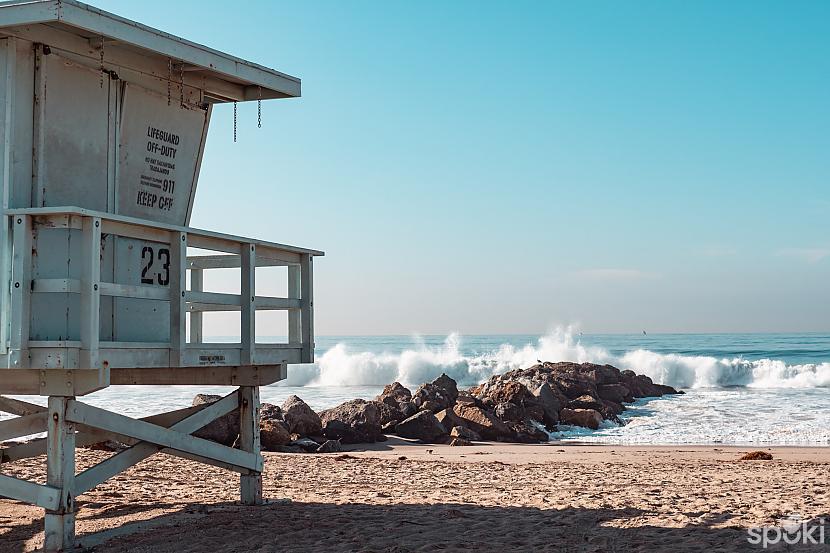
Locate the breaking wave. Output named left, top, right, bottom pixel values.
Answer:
left=282, top=328, right=830, bottom=390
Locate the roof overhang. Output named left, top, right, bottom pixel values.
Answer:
left=0, top=0, right=300, bottom=101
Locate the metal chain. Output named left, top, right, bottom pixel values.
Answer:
left=167, top=58, right=172, bottom=106
left=233, top=101, right=237, bottom=142
left=258, top=86, right=262, bottom=128
left=99, top=35, right=105, bottom=88
left=180, top=62, right=184, bottom=107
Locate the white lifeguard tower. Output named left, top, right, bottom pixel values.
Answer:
left=0, top=1, right=321, bottom=550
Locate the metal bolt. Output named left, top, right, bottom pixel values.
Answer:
left=16, top=218, right=21, bottom=224
left=93, top=284, right=98, bottom=291
left=14, top=282, right=19, bottom=288
left=95, top=220, right=100, bottom=227
left=182, top=291, right=185, bottom=297
left=52, top=413, right=58, bottom=422
left=182, top=235, right=186, bottom=241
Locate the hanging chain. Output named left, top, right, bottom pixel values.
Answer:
left=233, top=101, right=237, bottom=142
left=257, top=86, right=262, bottom=128
left=179, top=62, right=185, bottom=107
left=167, top=58, right=172, bottom=106
left=99, top=35, right=105, bottom=88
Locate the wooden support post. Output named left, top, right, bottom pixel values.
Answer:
left=189, top=268, right=203, bottom=344
left=9, top=214, right=31, bottom=368
left=169, top=231, right=187, bottom=366
left=300, top=253, right=314, bottom=363
left=44, top=396, right=76, bottom=552
left=240, top=243, right=256, bottom=366
left=239, top=386, right=262, bottom=505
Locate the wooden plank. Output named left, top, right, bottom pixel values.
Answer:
left=109, top=365, right=286, bottom=386
left=8, top=206, right=324, bottom=257
left=240, top=244, right=256, bottom=366
left=79, top=216, right=102, bottom=369
left=8, top=214, right=31, bottom=368
left=185, top=291, right=242, bottom=306
left=187, top=297, right=299, bottom=312
left=238, top=386, right=262, bottom=505
left=169, top=231, right=187, bottom=366
left=0, top=369, right=108, bottom=396
left=187, top=253, right=297, bottom=270
left=288, top=266, right=301, bottom=345
left=98, top=282, right=168, bottom=300
left=0, top=396, right=46, bottom=416
left=0, top=412, right=47, bottom=441
left=32, top=278, right=80, bottom=294
left=0, top=473, right=61, bottom=511
left=73, top=391, right=244, bottom=494
left=44, top=396, right=76, bottom=551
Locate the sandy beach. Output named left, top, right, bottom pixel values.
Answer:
left=1, top=440, right=827, bottom=552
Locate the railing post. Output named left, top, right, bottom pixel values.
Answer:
left=8, top=214, right=31, bottom=368
left=79, top=217, right=101, bottom=369
left=169, top=232, right=187, bottom=367
left=240, top=243, right=256, bottom=366
left=189, top=267, right=203, bottom=344
left=300, top=253, right=314, bottom=363
left=44, top=395, right=76, bottom=552
left=288, top=265, right=301, bottom=346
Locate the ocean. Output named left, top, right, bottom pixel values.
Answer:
left=4, top=330, right=830, bottom=445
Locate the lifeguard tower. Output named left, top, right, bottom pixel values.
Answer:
left=0, top=1, right=321, bottom=550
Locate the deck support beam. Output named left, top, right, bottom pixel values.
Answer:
left=44, top=396, right=76, bottom=552
left=239, top=386, right=262, bottom=505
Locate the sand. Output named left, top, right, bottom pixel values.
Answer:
left=1, top=440, right=828, bottom=552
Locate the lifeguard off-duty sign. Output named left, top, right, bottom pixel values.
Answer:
left=118, top=83, right=207, bottom=225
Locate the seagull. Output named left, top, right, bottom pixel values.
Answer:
left=642, top=330, right=647, bottom=336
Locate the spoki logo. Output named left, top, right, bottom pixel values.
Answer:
left=747, top=514, right=827, bottom=548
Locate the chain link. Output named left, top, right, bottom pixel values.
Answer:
left=167, top=58, right=172, bottom=106
left=258, top=86, right=262, bottom=128
left=233, top=101, right=237, bottom=142
left=99, top=35, right=105, bottom=88
left=180, top=62, right=185, bottom=107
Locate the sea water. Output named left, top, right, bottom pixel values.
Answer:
left=4, top=330, right=829, bottom=445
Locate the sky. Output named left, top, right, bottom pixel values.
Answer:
left=99, top=0, right=830, bottom=335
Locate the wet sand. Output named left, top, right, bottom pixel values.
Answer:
left=1, top=440, right=828, bottom=552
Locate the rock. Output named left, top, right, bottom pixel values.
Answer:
left=451, top=405, right=515, bottom=441
left=375, top=400, right=404, bottom=426
left=316, top=439, right=343, bottom=453
left=412, top=374, right=459, bottom=412
left=431, top=373, right=459, bottom=404
left=281, top=395, right=322, bottom=437
left=532, top=383, right=564, bottom=427
left=567, top=394, right=605, bottom=412
left=435, top=408, right=464, bottom=431
left=455, top=391, right=478, bottom=407
left=259, top=402, right=282, bottom=421
left=493, top=402, right=524, bottom=422
left=86, top=440, right=125, bottom=452
left=507, top=421, right=549, bottom=443
left=560, top=408, right=603, bottom=430
left=597, top=383, right=632, bottom=404
left=319, top=399, right=383, bottom=444
left=394, top=410, right=448, bottom=443
left=191, top=394, right=239, bottom=446
left=450, top=425, right=481, bottom=441
left=739, top=451, right=773, bottom=461
left=260, top=419, right=291, bottom=450
left=290, top=437, right=322, bottom=453
left=449, top=437, right=472, bottom=446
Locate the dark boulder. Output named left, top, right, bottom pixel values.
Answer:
left=191, top=394, right=239, bottom=446
left=281, top=395, right=322, bottom=437
left=319, top=399, right=383, bottom=444
left=394, top=410, right=448, bottom=443
left=412, top=374, right=459, bottom=413
left=260, top=419, right=291, bottom=450
left=560, top=408, right=603, bottom=430
left=451, top=405, right=515, bottom=442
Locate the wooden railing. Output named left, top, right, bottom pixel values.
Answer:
left=2, top=207, right=321, bottom=371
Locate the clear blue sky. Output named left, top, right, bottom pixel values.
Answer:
left=100, top=0, right=829, bottom=335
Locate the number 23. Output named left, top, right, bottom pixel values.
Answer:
left=141, top=246, right=170, bottom=286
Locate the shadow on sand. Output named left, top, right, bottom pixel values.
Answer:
left=2, top=497, right=800, bottom=553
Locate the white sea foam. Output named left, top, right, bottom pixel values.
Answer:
left=284, top=328, right=830, bottom=390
